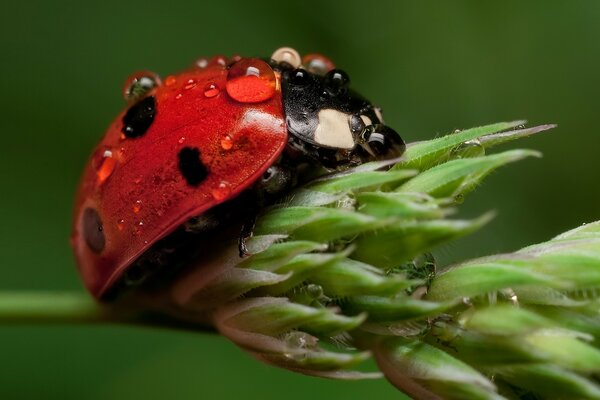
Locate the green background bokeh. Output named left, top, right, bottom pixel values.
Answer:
left=1, top=1, right=599, bottom=399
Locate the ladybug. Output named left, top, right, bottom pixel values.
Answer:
left=71, top=47, right=406, bottom=299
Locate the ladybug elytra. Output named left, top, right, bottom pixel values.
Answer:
left=71, top=47, right=406, bottom=299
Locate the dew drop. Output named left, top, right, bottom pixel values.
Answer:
left=220, top=135, right=233, bottom=150
left=93, top=147, right=117, bottom=184
left=451, top=139, right=485, bottom=159
left=123, top=71, right=161, bottom=102
left=302, top=53, right=336, bottom=75
left=210, top=55, right=227, bottom=67
left=175, top=93, right=183, bottom=99
left=132, top=200, right=142, bottom=214
left=226, top=58, right=276, bottom=103
left=211, top=181, right=231, bottom=201
left=117, top=219, right=125, bottom=231
left=165, top=75, right=177, bottom=87
left=203, top=83, right=220, bottom=98
left=178, top=136, right=186, bottom=144
left=184, top=79, right=197, bottom=90
left=195, top=58, right=208, bottom=68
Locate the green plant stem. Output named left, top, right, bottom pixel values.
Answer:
left=0, top=291, right=216, bottom=333
left=0, top=291, right=112, bottom=324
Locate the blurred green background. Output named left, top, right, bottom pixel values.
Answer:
left=2, top=1, right=600, bottom=399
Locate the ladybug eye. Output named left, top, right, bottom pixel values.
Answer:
left=82, top=207, right=105, bottom=254
left=271, top=47, right=302, bottom=69
left=123, top=71, right=161, bottom=103
left=350, top=114, right=366, bottom=134
left=121, top=96, right=157, bottom=139
left=360, top=124, right=406, bottom=160
left=288, top=69, right=313, bottom=86
left=324, top=69, right=350, bottom=94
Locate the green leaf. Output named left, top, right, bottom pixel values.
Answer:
left=395, top=120, right=526, bottom=170
left=353, top=213, right=494, bottom=268
left=398, top=149, right=541, bottom=199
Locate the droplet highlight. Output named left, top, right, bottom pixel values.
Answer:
left=451, top=139, right=485, bottom=159
left=220, top=135, right=233, bottom=150
left=184, top=79, right=196, bottom=90
left=226, top=58, right=276, bottom=103
left=165, top=75, right=177, bottom=87
left=203, top=83, right=220, bottom=98
left=93, top=147, right=117, bottom=184
left=132, top=200, right=142, bottom=214
left=211, top=181, right=231, bottom=201
left=123, top=71, right=161, bottom=103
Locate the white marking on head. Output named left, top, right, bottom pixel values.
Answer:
left=271, top=47, right=302, bottom=69
left=313, top=109, right=355, bottom=149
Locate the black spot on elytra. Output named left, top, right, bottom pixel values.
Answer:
left=82, top=207, right=105, bottom=253
left=122, top=96, right=156, bottom=138
left=178, top=147, right=208, bottom=186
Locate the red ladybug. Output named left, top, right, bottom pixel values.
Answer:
left=71, top=47, right=406, bottom=299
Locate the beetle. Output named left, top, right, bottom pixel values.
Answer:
left=71, top=47, right=406, bottom=299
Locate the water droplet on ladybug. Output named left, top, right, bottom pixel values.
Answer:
left=165, top=75, right=177, bottom=87
left=178, top=136, right=186, bottom=144
left=132, top=200, right=142, bottom=214
left=184, top=79, right=196, bottom=90
left=117, top=219, right=125, bottom=231
left=211, top=181, right=231, bottom=201
left=203, top=83, right=220, bottom=98
left=175, top=93, right=183, bottom=99
left=303, top=53, right=335, bottom=75
left=93, top=147, right=117, bottom=184
left=195, top=58, right=208, bottom=68
left=123, top=71, right=161, bottom=102
left=221, top=135, right=233, bottom=150
left=210, top=55, right=227, bottom=67
left=226, top=58, right=276, bottom=103
left=451, top=139, right=485, bottom=159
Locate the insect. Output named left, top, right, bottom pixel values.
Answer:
left=71, top=47, right=406, bottom=299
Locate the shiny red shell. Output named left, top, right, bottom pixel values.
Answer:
left=71, top=58, right=287, bottom=298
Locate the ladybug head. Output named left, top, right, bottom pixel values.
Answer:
left=271, top=47, right=406, bottom=169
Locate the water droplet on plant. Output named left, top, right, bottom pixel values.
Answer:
left=123, top=71, right=161, bottom=102
left=183, top=79, right=196, bottom=90
left=226, top=58, right=276, bottom=103
left=93, top=147, right=117, bottom=184
left=451, top=139, right=485, bottom=159
left=203, top=83, right=220, bottom=98
left=211, top=181, right=231, bottom=201
left=220, top=134, right=233, bottom=150
left=132, top=200, right=142, bottom=214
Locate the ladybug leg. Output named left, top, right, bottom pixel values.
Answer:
left=238, top=214, right=257, bottom=257
left=238, top=164, right=297, bottom=257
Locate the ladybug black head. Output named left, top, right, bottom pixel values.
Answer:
left=272, top=47, right=405, bottom=169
